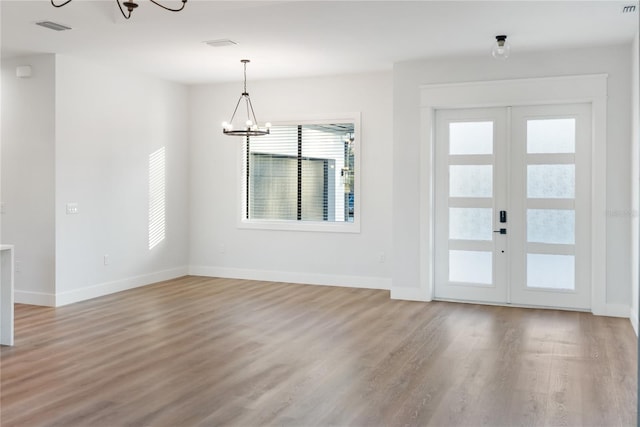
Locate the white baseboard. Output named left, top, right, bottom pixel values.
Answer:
left=15, top=290, right=56, bottom=307
left=597, top=303, right=631, bottom=318
left=630, top=306, right=639, bottom=336
left=390, top=287, right=431, bottom=302
left=54, top=266, right=188, bottom=307
left=188, top=266, right=391, bottom=291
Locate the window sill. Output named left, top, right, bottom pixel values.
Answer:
left=237, top=219, right=360, bottom=234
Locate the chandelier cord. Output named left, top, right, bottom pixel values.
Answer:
left=243, top=61, right=248, bottom=95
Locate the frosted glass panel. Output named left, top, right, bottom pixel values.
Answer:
left=449, top=122, right=493, bottom=155
left=527, top=209, right=575, bottom=244
left=449, top=250, right=492, bottom=285
left=527, top=165, right=575, bottom=199
left=449, top=208, right=493, bottom=241
left=450, top=165, right=492, bottom=198
left=527, top=119, right=575, bottom=153
left=527, top=254, right=575, bottom=290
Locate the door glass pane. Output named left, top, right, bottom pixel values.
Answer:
left=527, top=209, right=575, bottom=244
left=527, top=164, right=575, bottom=199
left=450, top=121, right=493, bottom=155
left=449, top=208, right=493, bottom=241
left=449, top=250, right=492, bottom=285
left=450, top=165, right=492, bottom=198
left=527, top=254, right=575, bottom=290
left=527, top=118, right=575, bottom=153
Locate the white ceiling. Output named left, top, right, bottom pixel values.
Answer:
left=2, top=0, right=638, bottom=84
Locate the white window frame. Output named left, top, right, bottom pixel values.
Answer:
left=237, top=113, right=361, bottom=233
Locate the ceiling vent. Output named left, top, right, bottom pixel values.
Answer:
left=36, top=21, right=72, bottom=31
left=622, top=5, right=637, bottom=13
left=204, top=39, right=238, bottom=48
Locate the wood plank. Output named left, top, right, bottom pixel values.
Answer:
left=0, top=276, right=636, bottom=426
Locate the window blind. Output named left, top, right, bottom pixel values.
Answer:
left=246, top=123, right=355, bottom=223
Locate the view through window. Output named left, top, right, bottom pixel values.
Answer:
left=245, top=122, right=355, bottom=223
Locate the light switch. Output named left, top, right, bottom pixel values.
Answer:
left=66, top=202, right=79, bottom=215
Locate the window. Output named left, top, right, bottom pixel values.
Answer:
left=240, top=116, right=359, bottom=232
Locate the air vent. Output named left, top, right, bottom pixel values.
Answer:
left=36, top=21, right=72, bottom=31
left=204, top=39, right=238, bottom=48
left=622, top=5, right=637, bottom=13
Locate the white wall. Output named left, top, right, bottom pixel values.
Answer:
left=54, top=55, right=189, bottom=305
left=393, top=45, right=632, bottom=311
left=189, top=72, right=393, bottom=288
left=1, top=55, right=56, bottom=305
left=632, top=31, right=639, bottom=333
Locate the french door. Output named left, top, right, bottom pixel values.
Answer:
left=434, top=104, right=591, bottom=310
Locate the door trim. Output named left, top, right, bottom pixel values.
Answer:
left=414, top=74, right=608, bottom=315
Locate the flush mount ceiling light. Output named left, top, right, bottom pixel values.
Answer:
left=222, top=60, right=271, bottom=137
left=492, top=35, right=511, bottom=60
left=50, top=0, right=187, bottom=20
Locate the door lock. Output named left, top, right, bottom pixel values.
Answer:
left=493, top=228, right=507, bottom=234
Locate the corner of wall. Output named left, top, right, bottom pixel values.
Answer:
left=631, top=30, right=640, bottom=335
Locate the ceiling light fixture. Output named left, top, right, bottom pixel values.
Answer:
left=222, top=60, right=271, bottom=137
left=492, top=35, right=511, bottom=60
left=50, top=0, right=187, bottom=20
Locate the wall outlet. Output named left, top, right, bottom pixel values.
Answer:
left=103, top=254, right=110, bottom=266
left=15, top=260, right=21, bottom=273
left=219, top=244, right=226, bottom=255
left=378, top=252, right=386, bottom=263
left=66, top=202, right=79, bottom=215
left=0, top=203, right=5, bottom=214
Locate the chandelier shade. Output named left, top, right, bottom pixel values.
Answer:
left=222, top=60, right=271, bottom=137
left=50, top=0, right=188, bottom=20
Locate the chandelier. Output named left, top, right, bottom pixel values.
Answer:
left=50, top=0, right=188, bottom=20
left=222, top=60, right=271, bottom=137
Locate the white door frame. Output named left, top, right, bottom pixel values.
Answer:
left=415, top=74, right=608, bottom=315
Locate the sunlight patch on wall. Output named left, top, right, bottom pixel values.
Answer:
left=148, top=147, right=166, bottom=250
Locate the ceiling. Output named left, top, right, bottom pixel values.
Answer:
left=2, top=0, right=638, bottom=85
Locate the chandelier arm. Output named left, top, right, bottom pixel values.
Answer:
left=228, top=95, right=244, bottom=124
left=246, top=96, right=260, bottom=128
left=51, top=0, right=73, bottom=7
left=148, top=0, right=187, bottom=12
left=245, top=97, right=251, bottom=126
left=116, top=1, right=132, bottom=19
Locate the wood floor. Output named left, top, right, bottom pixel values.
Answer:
left=0, top=276, right=636, bottom=426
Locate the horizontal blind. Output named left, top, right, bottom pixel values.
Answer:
left=247, top=122, right=355, bottom=222
left=248, top=126, right=298, bottom=220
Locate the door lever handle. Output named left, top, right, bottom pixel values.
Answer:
left=493, top=228, right=507, bottom=234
